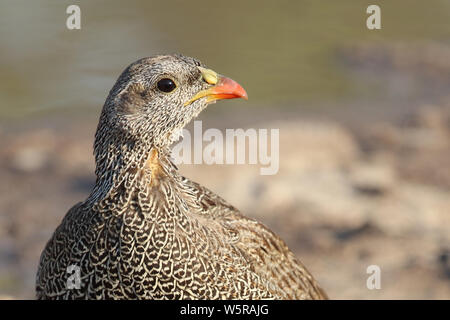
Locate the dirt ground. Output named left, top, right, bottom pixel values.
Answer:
left=0, top=100, right=449, bottom=299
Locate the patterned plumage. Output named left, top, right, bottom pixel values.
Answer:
left=36, top=54, right=327, bottom=300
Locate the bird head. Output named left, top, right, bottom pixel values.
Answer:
left=99, top=54, right=247, bottom=150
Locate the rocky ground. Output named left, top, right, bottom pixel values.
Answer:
left=0, top=99, right=449, bottom=299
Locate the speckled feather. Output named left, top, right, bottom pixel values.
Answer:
left=36, top=54, right=327, bottom=300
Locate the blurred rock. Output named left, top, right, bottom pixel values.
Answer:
left=350, top=162, right=395, bottom=196
left=10, top=147, right=49, bottom=173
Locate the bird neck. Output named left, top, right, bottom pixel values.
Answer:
left=89, top=122, right=176, bottom=204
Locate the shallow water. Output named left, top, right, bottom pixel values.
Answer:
left=1, top=0, right=449, bottom=122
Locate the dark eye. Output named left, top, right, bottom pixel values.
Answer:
left=157, top=78, right=176, bottom=93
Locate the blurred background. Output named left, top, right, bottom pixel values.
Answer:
left=1, top=0, right=449, bottom=299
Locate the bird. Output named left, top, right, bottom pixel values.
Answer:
left=36, top=54, right=327, bottom=300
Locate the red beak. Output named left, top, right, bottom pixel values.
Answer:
left=208, top=76, right=248, bottom=101
left=185, top=75, right=248, bottom=106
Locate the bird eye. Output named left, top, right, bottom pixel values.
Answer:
left=157, top=78, right=176, bottom=93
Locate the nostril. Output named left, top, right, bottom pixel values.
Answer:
left=198, top=67, right=218, bottom=85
